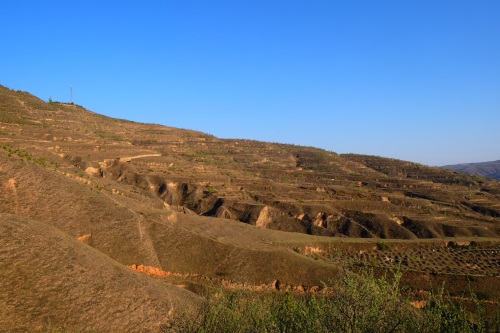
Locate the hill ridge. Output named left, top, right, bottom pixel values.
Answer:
left=443, top=160, right=500, bottom=180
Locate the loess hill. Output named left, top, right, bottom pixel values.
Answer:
left=1, top=85, right=499, bottom=331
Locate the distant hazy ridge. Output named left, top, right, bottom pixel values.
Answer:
left=442, top=160, right=500, bottom=180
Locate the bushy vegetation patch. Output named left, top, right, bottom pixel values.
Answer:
left=167, top=270, right=499, bottom=333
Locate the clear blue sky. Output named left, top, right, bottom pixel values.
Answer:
left=1, top=1, right=499, bottom=166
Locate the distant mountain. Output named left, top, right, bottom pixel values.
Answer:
left=442, top=160, right=500, bottom=180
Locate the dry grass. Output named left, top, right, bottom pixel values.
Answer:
left=0, top=214, right=201, bottom=332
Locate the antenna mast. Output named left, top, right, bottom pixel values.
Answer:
left=70, top=85, right=73, bottom=104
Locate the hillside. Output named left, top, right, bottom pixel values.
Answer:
left=0, top=213, right=201, bottom=332
left=3, top=85, right=498, bottom=240
left=443, top=160, right=500, bottom=180
left=1, top=84, right=499, bottom=331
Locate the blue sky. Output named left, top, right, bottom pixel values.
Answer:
left=1, top=1, right=499, bottom=166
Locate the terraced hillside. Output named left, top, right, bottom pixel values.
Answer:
left=1, top=85, right=499, bottom=331
left=2, top=86, right=499, bottom=239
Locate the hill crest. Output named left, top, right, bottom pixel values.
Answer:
left=443, top=160, right=500, bottom=180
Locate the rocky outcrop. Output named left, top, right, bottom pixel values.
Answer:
left=255, top=206, right=307, bottom=233
left=84, top=167, right=103, bottom=177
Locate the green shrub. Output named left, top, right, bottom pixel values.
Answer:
left=167, top=269, right=499, bottom=333
left=377, top=242, right=393, bottom=251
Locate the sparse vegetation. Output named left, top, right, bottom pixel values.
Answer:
left=378, top=242, right=393, bottom=251
left=0, top=144, right=54, bottom=168
left=132, top=138, right=160, bottom=146
left=94, top=130, right=125, bottom=141
left=207, top=185, right=217, bottom=193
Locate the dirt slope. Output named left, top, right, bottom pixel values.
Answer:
left=0, top=152, right=340, bottom=286
left=0, top=213, right=201, bottom=333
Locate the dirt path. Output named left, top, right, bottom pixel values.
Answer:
left=119, top=154, right=162, bottom=162
left=101, top=191, right=161, bottom=267
left=6, top=178, right=19, bottom=214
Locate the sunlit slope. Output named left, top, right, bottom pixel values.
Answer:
left=0, top=213, right=201, bottom=332
left=0, top=146, right=339, bottom=286
left=1, top=84, right=499, bottom=242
